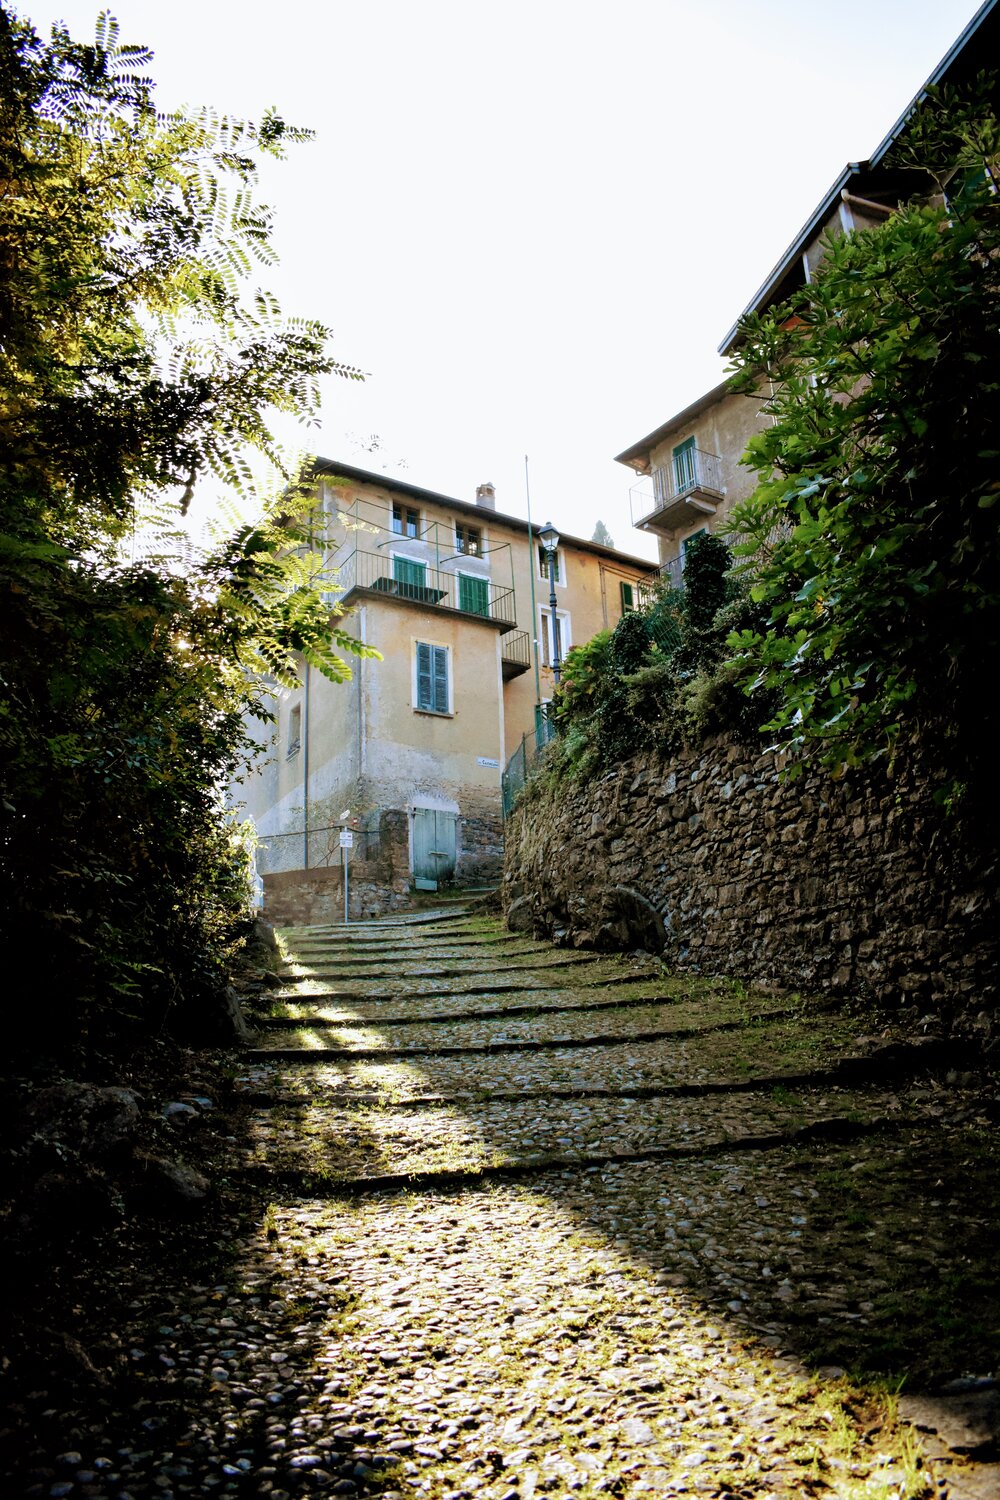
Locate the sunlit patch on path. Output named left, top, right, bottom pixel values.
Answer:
left=9, top=907, right=995, bottom=1499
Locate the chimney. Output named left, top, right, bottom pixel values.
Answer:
left=475, top=482, right=496, bottom=510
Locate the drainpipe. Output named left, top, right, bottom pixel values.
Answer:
left=524, top=455, right=542, bottom=708
left=302, top=658, right=310, bottom=870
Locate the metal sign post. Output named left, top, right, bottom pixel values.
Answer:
left=339, top=829, right=353, bottom=923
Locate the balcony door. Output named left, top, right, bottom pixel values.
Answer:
left=458, top=573, right=490, bottom=617
left=394, top=555, right=427, bottom=599
left=672, top=437, right=697, bottom=494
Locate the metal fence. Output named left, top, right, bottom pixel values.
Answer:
left=501, top=714, right=558, bottom=818
left=336, top=549, right=517, bottom=627
left=256, top=817, right=380, bottom=875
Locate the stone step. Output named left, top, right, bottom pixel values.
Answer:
left=262, top=989, right=687, bottom=1029
left=276, top=954, right=608, bottom=981
left=273, top=969, right=677, bottom=1000
left=239, top=1079, right=944, bottom=1183
left=232, top=1013, right=884, bottom=1100
left=236, top=1111, right=911, bottom=1197
left=285, top=934, right=554, bottom=955
left=282, top=943, right=556, bottom=964
left=250, top=1000, right=835, bottom=1061
left=237, top=1037, right=974, bottom=1109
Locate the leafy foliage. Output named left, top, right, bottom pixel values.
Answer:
left=726, top=77, right=1000, bottom=797
left=549, top=536, right=758, bottom=778
left=0, top=10, right=375, bottom=1049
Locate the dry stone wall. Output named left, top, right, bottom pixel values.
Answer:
left=502, top=738, right=997, bottom=1025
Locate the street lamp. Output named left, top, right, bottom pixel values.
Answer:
left=538, top=520, right=561, bottom=686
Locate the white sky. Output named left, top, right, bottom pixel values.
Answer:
left=21, top=0, right=987, bottom=559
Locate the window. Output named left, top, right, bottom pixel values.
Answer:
left=287, top=703, right=301, bottom=756
left=673, top=436, right=697, bottom=493
left=682, top=527, right=708, bottom=564
left=537, top=544, right=562, bottom=585
left=392, top=502, right=419, bottom=538
left=455, top=522, right=482, bottom=556
left=394, top=556, right=427, bottom=598
left=458, top=573, right=490, bottom=617
left=620, top=580, right=635, bottom=612
left=415, top=642, right=450, bottom=714
left=538, top=606, right=570, bottom=669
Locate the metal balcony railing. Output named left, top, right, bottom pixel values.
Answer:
left=336, top=549, right=517, bottom=628
left=630, top=448, right=724, bottom=533
left=654, top=448, right=722, bottom=504
left=500, top=629, right=531, bottom=676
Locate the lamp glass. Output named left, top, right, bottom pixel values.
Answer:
left=538, top=521, right=560, bottom=553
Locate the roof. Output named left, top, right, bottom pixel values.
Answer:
left=312, top=458, right=658, bottom=573
left=613, top=379, right=732, bottom=472
left=717, top=0, right=1000, bottom=354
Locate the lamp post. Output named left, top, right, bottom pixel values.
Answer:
left=538, top=520, right=561, bottom=687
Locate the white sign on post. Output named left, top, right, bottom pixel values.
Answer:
left=339, top=830, right=354, bottom=848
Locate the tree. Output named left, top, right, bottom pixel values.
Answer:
left=591, top=519, right=614, bottom=548
left=727, top=78, right=1000, bottom=802
left=0, top=9, right=375, bottom=1049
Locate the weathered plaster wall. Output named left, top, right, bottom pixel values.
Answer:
left=503, top=738, right=997, bottom=1023
left=648, top=387, right=770, bottom=567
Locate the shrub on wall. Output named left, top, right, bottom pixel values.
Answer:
left=544, top=537, right=773, bottom=785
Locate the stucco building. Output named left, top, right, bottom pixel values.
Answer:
left=616, top=0, right=1000, bottom=579
left=243, top=462, right=656, bottom=895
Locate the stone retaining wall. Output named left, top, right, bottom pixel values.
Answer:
left=457, top=793, right=505, bottom=885
left=502, top=739, right=997, bottom=1023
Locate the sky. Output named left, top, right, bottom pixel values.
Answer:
left=19, top=0, right=988, bottom=560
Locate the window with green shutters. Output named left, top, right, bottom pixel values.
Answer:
left=415, top=642, right=449, bottom=714
left=393, top=556, right=426, bottom=597
left=620, top=580, right=635, bottom=612
left=458, top=573, right=489, bottom=617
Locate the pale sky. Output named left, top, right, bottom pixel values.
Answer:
left=20, top=0, right=988, bottom=559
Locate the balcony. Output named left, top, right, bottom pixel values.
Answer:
left=630, top=448, right=724, bottom=535
left=336, top=549, right=517, bottom=629
left=500, top=629, right=531, bottom=679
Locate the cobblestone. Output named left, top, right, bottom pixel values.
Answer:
left=6, top=910, right=997, bottom=1500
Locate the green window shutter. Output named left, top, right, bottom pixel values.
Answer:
left=682, top=527, right=708, bottom=560
left=416, top=641, right=433, bottom=708
left=673, top=437, right=697, bottom=493
left=394, top=556, right=426, bottom=596
left=416, top=642, right=449, bottom=712
left=620, top=581, right=634, bottom=612
left=459, top=574, right=489, bottom=616
left=432, top=645, right=449, bottom=712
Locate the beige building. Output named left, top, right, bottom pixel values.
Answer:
left=243, top=461, right=656, bottom=891
left=617, top=0, right=999, bottom=578
left=615, top=381, right=770, bottom=583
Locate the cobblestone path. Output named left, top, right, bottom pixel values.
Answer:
left=12, top=910, right=998, bottom=1500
